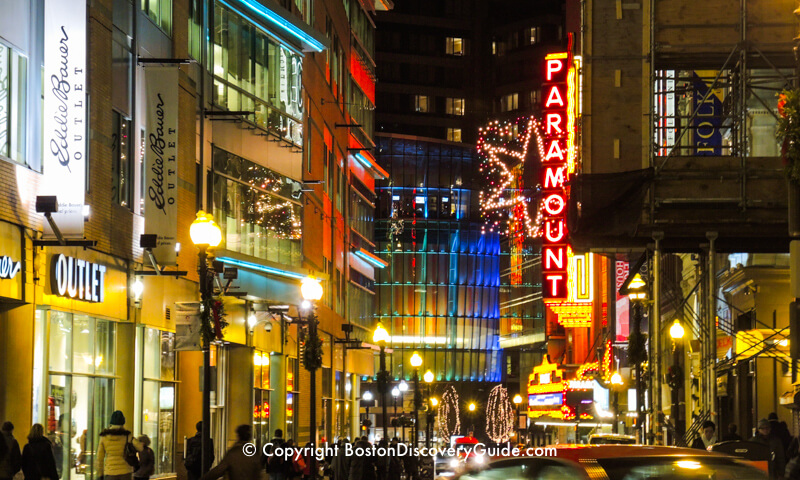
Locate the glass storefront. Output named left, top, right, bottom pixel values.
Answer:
left=135, top=327, right=176, bottom=475
left=33, top=310, right=116, bottom=480
left=253, top=351, right=271, bottom=448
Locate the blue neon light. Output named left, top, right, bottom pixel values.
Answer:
left=353, top=153, right=374, bottom=169
left=217, top=256, right=307, bottom=280
left=221, top=0, right=325, bottom=52
left=355, top=250, right=387, bottom=269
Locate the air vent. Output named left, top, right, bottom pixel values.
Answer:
left=166, top=307, right=171, bottom=321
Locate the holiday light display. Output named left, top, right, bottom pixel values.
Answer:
left=485, top=385, right=515, bottom=443
left=437, top=385, right=461, bottom=441
left=526, top=356, right=594, bottom=420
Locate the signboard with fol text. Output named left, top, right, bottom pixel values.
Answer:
left=144, top=67, right=179, bottom=264
left=43, top=0, right=87, bottom=238
left=0, top=221, right=23, bottom=301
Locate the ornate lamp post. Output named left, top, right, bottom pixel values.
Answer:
left=391, top=386, right=400, bottom=438
left=609, top=371, right=625, bottom=434
left=362, top=390, right=374, bottom=436
left=512, top=394, right=523, bottom=443
left=627, top=273, right=648, bottom=442
left=423, top=369, right=434, bottom=447
left=190, top=211, right=222, bottom=476
left=668, top=319, right=685, bottom=442
left=398, top=380, right=409, bottom=441
left=300, top=277, right=323, bottom=479
left=410, top=351, right=423, bottom=445
left=467, top=402, right=476, bottom=432
left=373, top=323, right=390, bottom=440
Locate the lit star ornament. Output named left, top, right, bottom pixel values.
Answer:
left=478, top=117, right=549, bottom=238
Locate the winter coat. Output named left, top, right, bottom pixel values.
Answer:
left=348, top=440, right=375, bottom=480
left=96, top=427, right=143, bottom=477
left=751, top=434, right=786, bottom=480
left=133, top=446, right=155, bottom=478
left=0, top=432, right=21, bottom=479
left=201, top=442, right=263, bottom=480
left=185, top=433, right=215, bottom=477
left=21, top=437, right=59, bottom=480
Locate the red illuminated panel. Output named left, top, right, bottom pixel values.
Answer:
left=350, top=51, right=375, bottom=105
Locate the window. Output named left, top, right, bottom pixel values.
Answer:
left=447, top=128, right=462, bottom=142
left=527, top=27, right=540, bottom=45
left=188, top=0, right=202, bottom=60
left=446, top=98, right=465, bottom=116
left=253, top=351, right=271, bottom=449
left=286, top=358, right=299, bottom=441
left=415, top=95, right=430, bottom=113
left=530, top=90, right=541, bottom=108
left=500, top=93, right=519, bottom=112
left=137, top=328, right=176, bottom=475
left=446, top=37, right=464, bottom=55
left=111, top=112, right=133, bottom=208
left=141, top=0, right=172, bottom=35
left=0, top=41, right=27, bottom=166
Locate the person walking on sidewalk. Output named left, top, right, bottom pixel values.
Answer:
left=201, top=425, right=262, bottom=480
left=97, top=411, right=143, bottom=480
left=185, top=422, right=214, bottom=480
left=133, top=435, right=155, bottom=480
left=21, top=424, right=59, bottom=480
left=0, top=422, right=21, bottom=480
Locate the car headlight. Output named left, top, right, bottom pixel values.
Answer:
left=473, top=455, right=485, bottom=465
left=449, top=459, right=459, bottom=469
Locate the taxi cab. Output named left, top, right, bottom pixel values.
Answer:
left=455, top=444, right=768, bottom=479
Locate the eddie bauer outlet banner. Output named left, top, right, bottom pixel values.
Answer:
left=43, top=0, right=87, bottom=238
left=144, top=66, right=178, bottom=264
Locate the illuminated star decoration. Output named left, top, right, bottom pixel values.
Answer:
left=478, top=117, right=548, bottom=238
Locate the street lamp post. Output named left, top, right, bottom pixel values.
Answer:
left=190, top=211, right=222, bottom=476
left=609, top=371, right=624, bottom=434
left=423, top=369, right=434, bottom=448
left=300, top=277, right=323, bottom=479
left=669, top=319, right=685, bottom=443
left=398, top=380, right=408, bottom=441
left=392, top=386, right=400, bottom=438
left=373, top=323, right=390, bottom=440
left=362, top=391, right=374, bottom=436
left=627, top=273, right=648, bottom=443
left=467, top=402, right=476, bottom=432
left=512, top=394, right=523, bottom=444
left=410, top=352, right=423, bottom=446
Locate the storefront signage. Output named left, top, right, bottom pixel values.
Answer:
left=50, top=254, right=106, bottom=302
left=144, top=67, right=179, bottom=264
left=43, top=0, right=87, bottom=238
left=0, top=255, right=20, bottom=279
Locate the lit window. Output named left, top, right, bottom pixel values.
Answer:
left=0, top=42, right=27, bottom=166
left=141, top=0, right=172, bottom=35
left=530, top=90, right=541, bottom=108
left=447, top=128, right=462, bottom=142
left=446, top=37, right=464, bottom=55
left=415, top=95, right=430, bottom=113
left=446, top=98, right=465, bottom=116
left=500, top=93, right=519, bottom=112
left=528, top=27, right=540, bottom=45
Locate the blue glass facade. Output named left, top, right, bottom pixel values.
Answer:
left=375, top=135, right=503, bottom=382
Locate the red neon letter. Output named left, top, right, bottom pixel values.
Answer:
left=544, top=85, right=565, bottom=108
left=544, top=167, right=565, bottom=189
left=545, top=274, right=565, bottom=297
left=546, top=59, right=563, bottom=81
left=544, top=247, right=565, bottom=270
left=544, top=193, right=566, bottom=216
left=545, top=220, right=566, bottom=242
left=546, top=113, right=563, bottom=135
left=545, top=140, right=565, bottom=162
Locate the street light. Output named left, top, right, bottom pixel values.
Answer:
left=392, top=386, right=400, bottom=438
left=301, top=277, right=323, bottom=478
left=609, top=371, right=624, bottom=434
left=626, top=273, right=647, bottom=443
left=669, top=319, right=685, bottom=442
left=373, top=323, right=390, bottom=440
left=513, top=394, right=523, bottom=443
left=190, top=211, right=222, bottom=476
left=423, top=370, right=434, bottom=383
left=468, top=402, right=476, bottom=412
left=410, top=352, right=423, bottom=445
left=669, top=319, right=685, bottom=340
left=423, top=370, right=435, bottom=447
left=398, top=379, right=408, bottom=441
left=362, top=391, right=374, bottom=436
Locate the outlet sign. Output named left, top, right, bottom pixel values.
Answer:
left=0, top=256, right=20, bottom=279
left=50, top=254, right=106, bottom=302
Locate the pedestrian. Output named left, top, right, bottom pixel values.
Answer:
left=0, top=422, right=22, bottom=480
left=300, top=442, right=313, bottom=480
left=283, top=440, right=300, bottom=480
left=402, top=443, right=419, bottom=480
left=388, top=438, right=403, bottom=480
left=97, top=410, right=143, bottom=480
left=264, top=429, right=286, bottom=480
left=374, top=438, right=389, bottom=480
left=185, top=422, right=214, bottom=480
left=751, top=418, right=786, bottom=480
left=722, top=423, right=743, bottom=442
left=201, top=425, right=262, bottom=480
left=21, top=424, right=59, bottom=480
left=690, top=420, right=717, bottom=450
left=770, top=413, right=793, bottom=458
left=133, top=435, right=154, bottom=480
left=348, top=436, right=375, bottom=480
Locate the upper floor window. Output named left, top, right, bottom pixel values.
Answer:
left=500, top=93, right=518, bottom=112
left=415, top=95, right=430, bottom=113
left=141, top=0, right=172, bottom=35
left=0, top=41, right=27, bottom=167
left=447, top=128, right=462, bottom=143
left=446, top=98, right=465, bottom=116
left=527, top=27, right=540, bottom=45
left=446, top=37, right=464, bottom=55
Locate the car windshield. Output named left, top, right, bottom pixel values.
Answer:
left=597, top=457, right=767, bottom=480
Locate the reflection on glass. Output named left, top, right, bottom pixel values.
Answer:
left=161, top=331, right=175, bottom=380
left=48, top=374, right=72, bottom=479
left=73, top=316, right=95, bottom=374
left=158, top=385, right=175, bottom=473
left=95, top=320, right=115, bottom=375
left=144, top=328, right=160, bottom=379
left=50, top=312, right=72, bottom=372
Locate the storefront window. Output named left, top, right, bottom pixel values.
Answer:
left=138, top=328, right=176, bottom=475
left=37, top=310, right=116, bottom=480
left=253, top=351, right=271, bottom=447
left=286, top=357, right=299, bottom=441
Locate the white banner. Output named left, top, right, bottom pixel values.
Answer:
left=43, top=0, right=87, bottom=238
left=144, top=67, right=179, bottom=264
left=174, top=302, right=202, bottom=351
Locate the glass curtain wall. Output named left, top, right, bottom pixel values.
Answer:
left=375, top=136, right=502, bottom=383
left=34, top=310, right=116, bottom=480
left=253, top=351, right=271, bottom=448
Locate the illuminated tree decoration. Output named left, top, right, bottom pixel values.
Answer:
left=477, top=117, right=548, bottom=238
left=438, top=385, right=461, bottom=442
left=485, top=385, right=515, bottom=443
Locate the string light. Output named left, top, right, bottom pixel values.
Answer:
left=485, top=385, right=515, bottom=443
left=437, top=385, right=461, bottom=441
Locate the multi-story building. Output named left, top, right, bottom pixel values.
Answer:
left=0, top=1, right=387, bottom=478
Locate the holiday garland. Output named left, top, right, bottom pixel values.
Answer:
left=437, top=386, right=461, bottom=442
left=485, top=385, right=515, bottom=443
left=777, top=89, right=800, bottom=184
left=200, top=296, right=228, bottom=347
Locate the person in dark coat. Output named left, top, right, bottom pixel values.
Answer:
left=690, top=420, right=717, bottom=450
left=348, top=437, right=375, bottom=480
left=388, top=438, right=403, bottom=480
left=134, top=435, right=155, bottom=480
left=722, top=423, right=743, bottom=442
left=0, top=422, right=21, bottom=480
left=402, top=442, right=419, bottom=480
left=264, top=429, right=286, bottom=480
left=374, top=439, right=390, bottom=480
left=752, top=418, right=786, bottom=480
left=201, top=425, right=262, bottom=480
left=769, top=413, right=792, bottom=458
left=185, top=421, right=214, bottom=480
left=21, top=424, right=59, bottom=480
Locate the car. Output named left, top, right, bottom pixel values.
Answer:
left=455, top=444, right=768, bottom=480
left=587, top=433, right=636, bottom=445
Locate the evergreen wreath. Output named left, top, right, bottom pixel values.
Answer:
left=777, top=89, right=800, bottom=183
